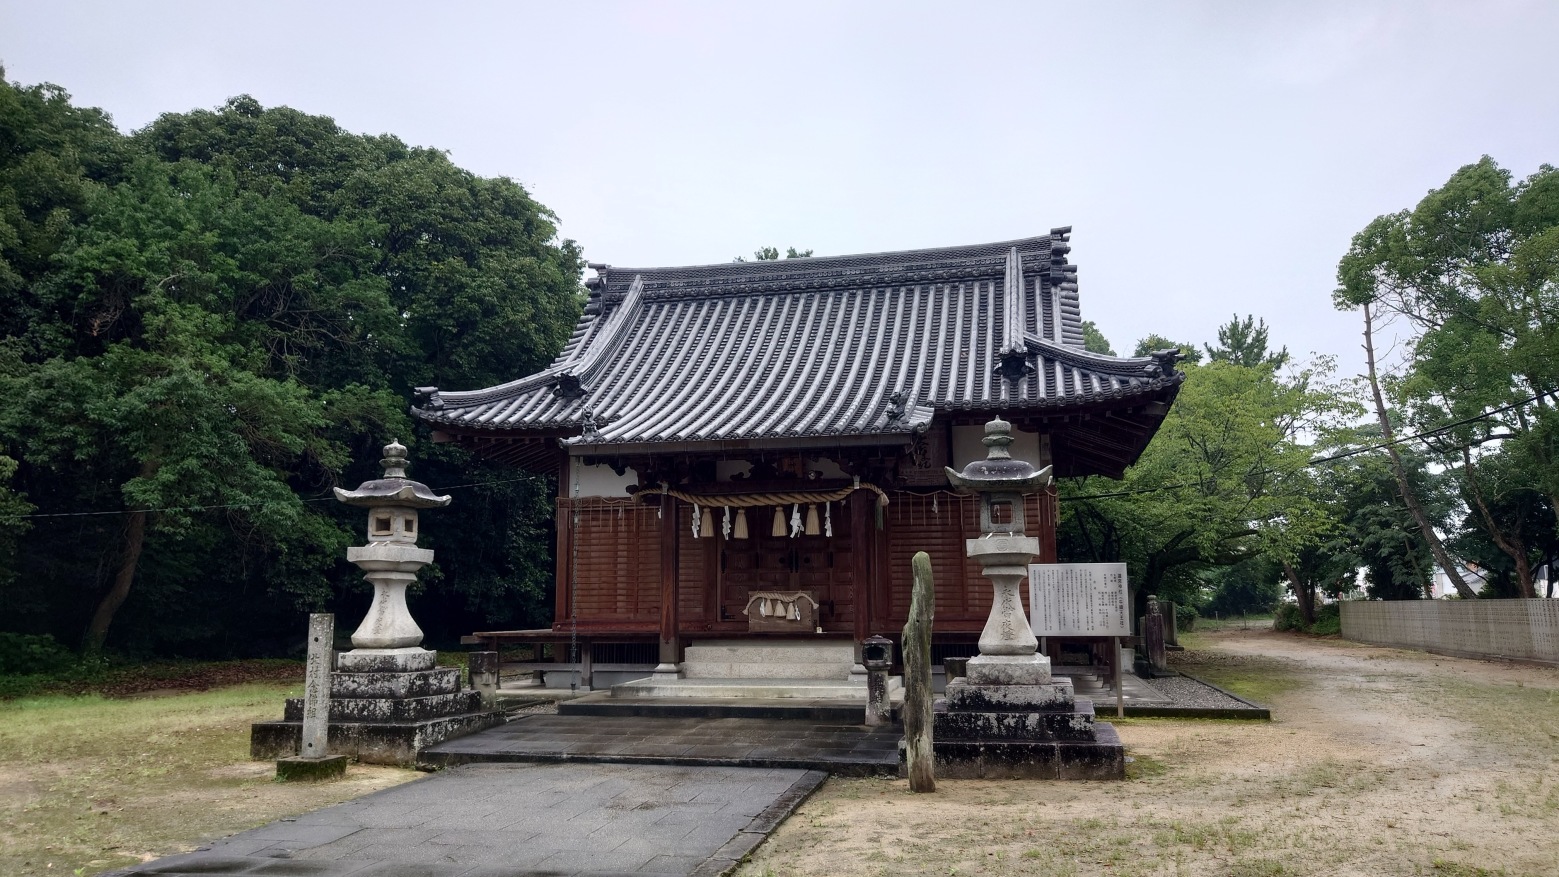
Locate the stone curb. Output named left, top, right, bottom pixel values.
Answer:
left=690, top=769, right=828, bottom=877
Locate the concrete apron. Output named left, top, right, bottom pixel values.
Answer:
left=103, top=762, right=826, bottom=877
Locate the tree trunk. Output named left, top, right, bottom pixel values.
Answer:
left=1362, top=302, right=1477, bottom=599
left=1284, top=561, right=1315, bottom=626
left=902, top=551, right=936, bottom=793
left=84, top=507, right=148, bottom=653
left=1460, top=447, right=1536, bottom=598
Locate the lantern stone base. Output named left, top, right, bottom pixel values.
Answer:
left=250, top=649, right=502, bottom=767
left=928, top=679, right=1125, bottom=781
left=929, top=720, right=1126, bottom=780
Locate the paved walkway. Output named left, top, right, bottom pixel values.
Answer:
left=422, top=715, right=901, bottom=776
left=106, top=762, right=825, bottom=877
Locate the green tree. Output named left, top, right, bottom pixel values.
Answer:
left=1132, top=334, right=1203, bottom=364
left=1204, top=314, right=1289, bottom=368
left=1336, top=156, right=1559, bottom=598
left=1059, top=357, right=1348, bottom=616
left=734, top=246, right=813, bottom=262
left=1081, top=320, right=1115, bottom=355
left=0, top=85, right=583, bottom=654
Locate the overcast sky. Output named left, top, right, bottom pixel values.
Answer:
left=3, top=1, right=1555, bottom=379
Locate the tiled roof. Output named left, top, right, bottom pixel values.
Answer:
left=413, top=230, right=1183, bottom=452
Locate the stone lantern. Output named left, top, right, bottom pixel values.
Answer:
left=333, top=440, right=451, bottom=657
left=251, top=439, right=502, bottom=766
left=932, top=417, right=1124, bottom=780
left=945, top=417, right=1053, bottom=682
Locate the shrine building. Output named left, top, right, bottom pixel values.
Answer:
left=411, top=229, right=1183, bottom=686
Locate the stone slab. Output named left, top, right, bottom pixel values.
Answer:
left=612, top=676, right=903, bottom=700
left=330, top=667, right=461, bottom=699
left=252, top=711, right=503, bottom=766
left=682, top=641, right=857, bottom=663
left=337, top=648, right=437, bottom=673
left=966, top=653, right=1052, bottom=686
left=930, top=722, right=1125, bottom=780
left=561, top=692, right=902, bottom=722
left=104, top=763, right=825, bottom=877
left=284, top=690, right=484, bottom=723
left=420, top=714, right=903, bottom=776
left=682, top=661, right=852, bottom=679
left=932, top=701, right=1098, bottom=742
left=943, top=678, right=1074, bottom=711
left=276, top=754, right=348, bottom=782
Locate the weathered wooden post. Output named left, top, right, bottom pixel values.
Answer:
left=902, top=551, right=936, bottom=793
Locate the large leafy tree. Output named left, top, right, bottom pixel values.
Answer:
left=1060, top=336, right=1347, bottom=617
left=0, top=82, right=583, bottom=654
left=1336, top=157, right=1559, bottom=598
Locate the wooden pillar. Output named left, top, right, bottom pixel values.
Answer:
left=554, top=458, right=572, bottom=629
left=851, top=491, right=872, bottom=661
left=658, top=493, right=680, bottom=667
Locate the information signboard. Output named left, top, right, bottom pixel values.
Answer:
left=1029, top=562, right=1131, bottom=637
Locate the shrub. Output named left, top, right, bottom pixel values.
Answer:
left=1272, top=603, right=1304, bottom=632
left=0, top=632, right=76, bottom=675
left=1174, top=603, right=1198, bottom=632
left=1310, top=604, right=1342, bottom=636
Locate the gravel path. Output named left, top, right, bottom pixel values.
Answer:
left=1142, top=673, right=1254, bottom=709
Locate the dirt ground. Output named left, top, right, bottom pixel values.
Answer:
left=739, top=629, right=1559, bottom=877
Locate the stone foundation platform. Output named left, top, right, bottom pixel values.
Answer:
left=249, top=648, right=501, bottom=767
left=928, top=675, right=1125, bottom=781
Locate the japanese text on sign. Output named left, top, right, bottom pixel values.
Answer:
left=1029, top=563, right=1130, bottom=637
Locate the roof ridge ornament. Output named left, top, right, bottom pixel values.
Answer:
left=997, top=247, right=1035, bottom=381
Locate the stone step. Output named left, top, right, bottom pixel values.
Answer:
left=559, top=692, right=898, bottom=722
left=285, top=690, right=484, bottom=724
left=681, top=641, right=856, bottom=664
left=682, top=661, right=851, bottom=680
left=330, top=668, right=462, bottom=699
left=611, top=677, right=902, bottom=701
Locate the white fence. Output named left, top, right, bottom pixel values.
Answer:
left=1341, top=599, right=1559, bottom=666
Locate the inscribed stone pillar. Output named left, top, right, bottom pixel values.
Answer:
left=300, top=613, right=334, bottom=759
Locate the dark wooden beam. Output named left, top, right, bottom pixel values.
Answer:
left=554, top=457, right=572, bottom=629
left=659, top=493, right=680, bottom=665
left=851, top=491, right=871, bottom=661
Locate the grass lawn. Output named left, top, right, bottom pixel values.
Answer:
left=0, top=683, right=418, bottom=876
